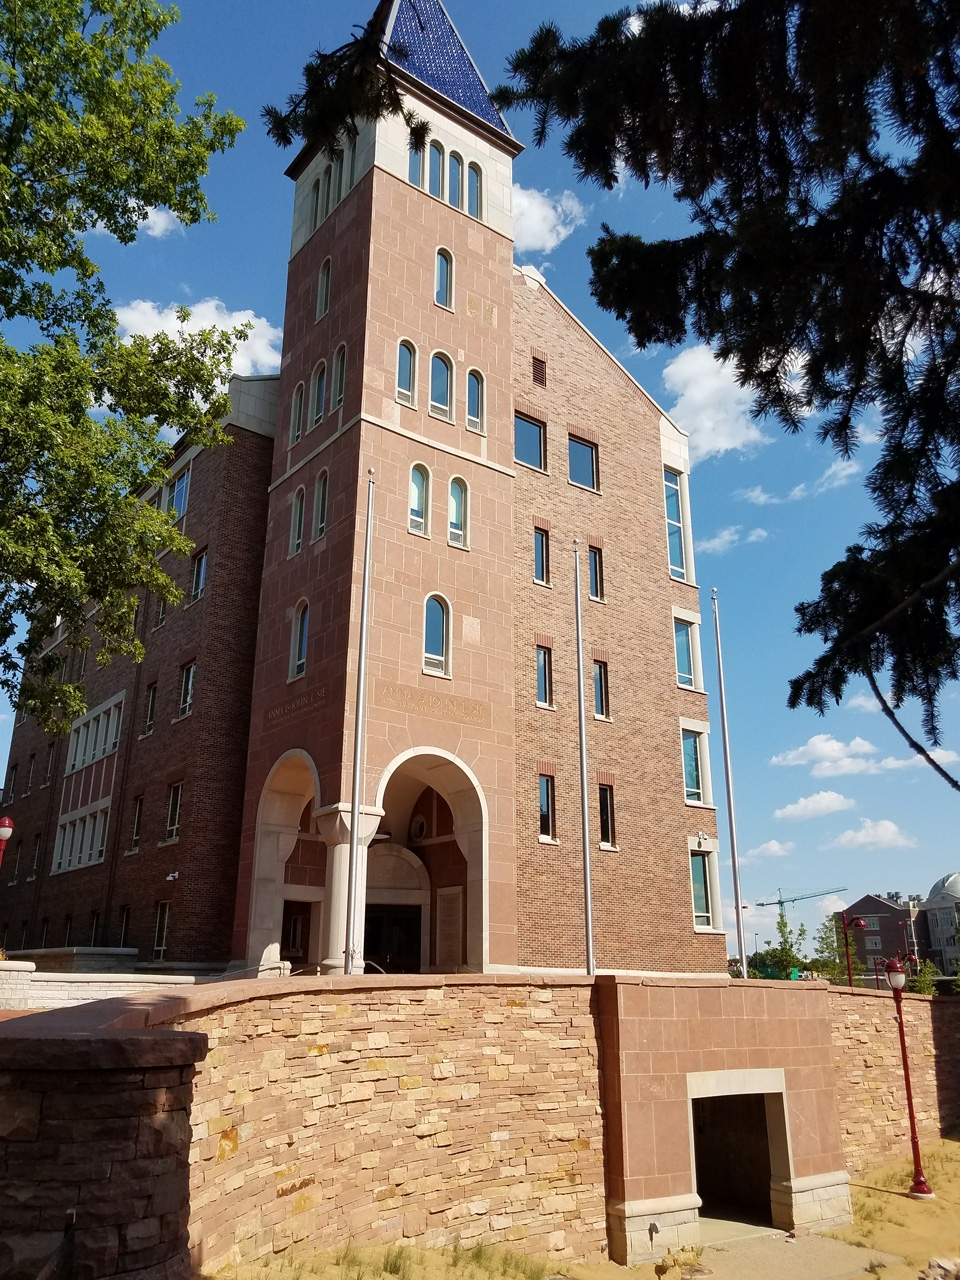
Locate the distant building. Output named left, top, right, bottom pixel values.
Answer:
left=833, top=891, right=928, bottom=983
left=922, top=873, right=960, bottom=975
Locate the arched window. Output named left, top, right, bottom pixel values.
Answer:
left=435, top=249, right=452, bottom=308
left=290, top=488, right=305, bottom=554
left=467, top=370, right=484, bottom=434
left=332, top=345, right=346, bottom=410
left=310, top=362, right=326, bottom=430
left=345, top=136, right=356, bottom=190
left=289, top=383, right=304, bottom=446
left=408, top=136, right=423, bottom=187
left=397, top=341, right=416, bottom=405
left=310, top=179, right=321, bottom=231
left=321, top=164, right=333, bottom=220
left=468, top=164, right=482, bottom=219
left=449, top=478, right=467, bottom=546
left=292, top=603, right=309, bottom=678
left=409, top=464, right=429, bottom=535
left=423, top=596, right=450, bottom=675
left=430, top=353, right=452, bottom=419
left=314, top=471, right=329, bottom=539
left=332, top=150, right=343, bottom=205
left=428, top=141, right=444, bottom=198
left=317, top=259, right=331, bottom=319
left=448, top=153, right=463, bottom=209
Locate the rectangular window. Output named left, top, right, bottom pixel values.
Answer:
left=514, top=414, right=546, bottom=470
left=664, top=469, right=687, bottom=580
left=12, top=840, right=22, bottom=879
left=674, top=620, right=695, bottom=688
left=588, top=546, right=604, bottom=601
left=131, top=797, right=143, bottom=851
left=179, top=664, right=195, bottom=718
left=24, top=754, right=34, bottom=795
left=90, top=910, right=100, bottom=947
left=534, top=528, right=550, bottom=585
left=539, top=774, right=556, bottom=839
left=3, top=764, right=15, bottom=805
left=691, top=852, right=712, bottom=927
left=118, top=905, right=131, bottom=950
left=865, top=915, right=880, bottom=931
left=96, top=810, right=108, bottom=861
left=191, top=551, right=207, bottom=602
left=154, top=901, right=170, bottom=961
left=44, top=743, right=54, bottom=785
left=568, top=437, right=599, bottom=490
left=144, top=684, right=157, bottom=735
left=599, top=785, right=616, bottom=847
left=63, top=914, right=73, bottom=948
left=166, top=466, right=190, bottom=520
left=865, top=936, right=883, bottom=951
left=536, top=646, right=553, bottom=707
left=165, top=783, right=183, bottom=841
left=593, top=660, right=609, bottom=718
left=31, top=833, right=41, bottom=876
left=40, top=918, right=49, bottom=949
left=682, top=730, right=703, bottom=803
left=110, top=703, right=122, bottom=751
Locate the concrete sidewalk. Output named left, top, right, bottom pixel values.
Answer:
left=694, top=1230, right=903, bottom=1280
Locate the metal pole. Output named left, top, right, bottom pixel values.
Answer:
left=892, top=983, right=935, bottom=1198
left=712, top=589, right=748, bottom=980
left=344, top=469, right=376, bottom=975
left=573, top=541, right=595, bottom=976
left=842, top=911, right=855, bottom=988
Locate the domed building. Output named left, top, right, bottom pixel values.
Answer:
left=923, top=872, right=960, bottom=974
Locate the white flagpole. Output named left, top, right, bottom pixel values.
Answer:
left=712, top=588, right=748, bottom=980
left=344, top=468, right=376, bottom=975
left=573, top=540, right=596, bottom=976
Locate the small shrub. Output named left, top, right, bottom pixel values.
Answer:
left=469, top=1242, right=494, bottom=1270
left=335, top=1243, right=362, bottom=1269
left=382, top=1245, right=411, bottom=1280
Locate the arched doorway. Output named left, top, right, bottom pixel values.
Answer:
left=365, top=844, right=430, bottom=972
left=375, top=749, right=487, bottom=971
left=246, top=751, right=321, bottom=974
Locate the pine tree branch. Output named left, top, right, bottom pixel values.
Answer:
left=840, top=557, right=960, bottom=649
left=864, top=666, right=960, bottom=793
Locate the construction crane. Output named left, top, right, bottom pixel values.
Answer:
left=756, top=886, right=847, bottom=924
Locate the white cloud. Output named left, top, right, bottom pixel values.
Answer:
left=814, top=458, right=860, bottom=493
left=695, top=526, right=741, bottom=555
left=820, top=893, right=849, bottom=915
left=830, top=818, right=917, bottom=849
left=89, top=204, right=183, bottom=239
left=512, top=185, right=587, bottom=254
left=771, top=731, right=959, bottom=777
left=774, top=790, right=856, bottom=821
left=746, top=527, right=769, bottom=543
left=744, top=839, right=795, bottom=859
left=663, top=345, right=769, bottom=464
left=735, top=458, right=860, bottom=505
left=847, top=690, right=881, bottom=712
left=115, top=297, right=283, bottom=376
left=738, top=485, right=779, bottom=506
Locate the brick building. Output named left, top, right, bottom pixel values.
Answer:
left=0, top=0, right=725, bottom=979
left=833, top=891, right=928, bottom=984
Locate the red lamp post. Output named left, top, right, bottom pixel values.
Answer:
left=884, top=958, right=935, bottom=1199
left=0, top=816, right=13, bottom=871
left=841, top=910, right=867, bottom=987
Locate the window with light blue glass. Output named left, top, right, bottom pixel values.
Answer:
left=468, top=164, right=481, bottom=219
left=664, top=469, right=686, bottom=579
left=408, top=138, right=423, bottom=186
left=534, top=528, right=549, bottom=584
left=430, top=355, right=451, bottom=417
left=691, top=852, right=711, bottom=926
left=682, top=730, right=703, bottom=803
left=424, top=596, right=449, bottom=674
left=428, top=142, right=443, bottom=198
left=568, top=437, right=599, bottom=490
left=514, top=414, right=545, bottom=470
left=674, top=620, right=695, bottom=687
left=467, top=370, right=484, bottom=432
left=409, top=465, right=428, bottom=534
left=435, top=250, right=452, bottom=307
left=448, top=154, right=462, bottom=208
left=536, top=646, right=552, bottom=706
left=397, top=342, right=415, bottom=404
left=166, top=466, right=190, bottom=519
left=539, top=774, right=555, bottom=838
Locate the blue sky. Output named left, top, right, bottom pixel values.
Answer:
left=3, top=0, right=957, bottom=956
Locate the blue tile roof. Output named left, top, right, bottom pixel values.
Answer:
left=385, top=0, right=511, bottom=137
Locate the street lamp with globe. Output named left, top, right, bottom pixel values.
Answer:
left=840, top=910, right=867, bottom=987
left=0, top=816, right=13, bottom=872
left=884, top=957, right=935, bottom=1199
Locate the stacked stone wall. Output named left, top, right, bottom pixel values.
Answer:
left=164, top=977, right=606, bottom=1272
left=828, top=988, right=960, bottom=1172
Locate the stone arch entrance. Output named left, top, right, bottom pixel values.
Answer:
left=246, top=751, right=321, bottom=974
left=365, top=844, right=430, bottom=972
left=375, top=748, right=487, bottom=970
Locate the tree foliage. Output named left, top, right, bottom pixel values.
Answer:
left=906, top=957, right=942, bottom=993
left=492, top=0, right=960, bottom=768
left=751, top=913, right=808, bottom=979
left=810, top=917, right=865, bottom=985
left=0, top=1, right=244, bottom=729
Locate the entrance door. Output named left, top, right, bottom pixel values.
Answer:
left=364, top=903, right=422, bottom=973
left=280, top=900, right=311, bottom=965
left=692, top=1094, right=773, bottom=1224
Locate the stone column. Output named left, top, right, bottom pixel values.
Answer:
left=316, top=803, right=383, bottom=974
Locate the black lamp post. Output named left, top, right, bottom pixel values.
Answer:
left=884, top=958, right=935, bottom=1199
left=841, top=910, right=867, bottom=987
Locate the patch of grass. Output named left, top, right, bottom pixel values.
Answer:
left=335, top=1243, right=362, bottom=1270
left=469, top=1243, right=494, bottom=1271
left=381, top=1245, right=412, bottom=1280
left=498, top=1250, right=547, bottom=1280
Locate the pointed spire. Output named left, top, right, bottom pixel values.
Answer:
left=383, top=0, right=512, bottom=136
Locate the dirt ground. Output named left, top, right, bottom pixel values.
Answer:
left=204, top=1132, right=960, bottom=1280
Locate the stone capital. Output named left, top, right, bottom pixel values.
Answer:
left=313, top=802, right=384, bottom=847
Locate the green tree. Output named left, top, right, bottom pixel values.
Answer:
left=1, top=1, right=243, bottom=729
left=752, top=914, right=808, bottom=979
left=810, top=917, right=864, bottom=986
left=489, top=1, right=960, bottom=785
left=906, top=958, right=941, bottom=994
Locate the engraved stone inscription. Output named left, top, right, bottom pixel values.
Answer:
left=376, top=679, right=490, bottom=727
left=266, top=686, right=329, bottom=728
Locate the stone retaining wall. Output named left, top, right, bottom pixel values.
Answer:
left=829, top=987, right=960, bottom=1172
left=0, top=961, right=199, bottom=1010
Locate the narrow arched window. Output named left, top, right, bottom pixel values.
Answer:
left=424, top=596, right=450, bottom=675
left=321, top=164, right=333, bottom=220
left=290, top=488, right=305, bottom=554
left=430, top=354, right=452, bottom=419
left=428, top=141, right=444, bottom=198
left=468, top=164, right=482, bottom=219
left=317, top=259, right=331, bottom=319
left=345, top=136, right=356, bottom=190
left=449, top=478, right=467, bottom=547
left=409, top=464, right=428, bottom=535
left=310, top=179, right=322, bottom=231
left=467, top=370, right=484, bottom=434
left=332, top=150, right=343, bottom=205
left=449, top=153, right=463, bottom=209
left=292, top=603, right=308, bottom=678
left=332, top=345, right=346, bottom=410
left=289, top=383, right=304, bottom=446
left=314, top=471, right=329, bottom=539
left=408, top=136, right=423, bottom=187
left=397, top=341, right=416, bottom=405
left=310, top=362, right=326, bottom=430
left=435, top=249, right=452, bottom=308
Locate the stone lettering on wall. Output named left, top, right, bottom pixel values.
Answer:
left=266, top=686, right=329, bottom=729
left=376, top=679, right=490, bottom=727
